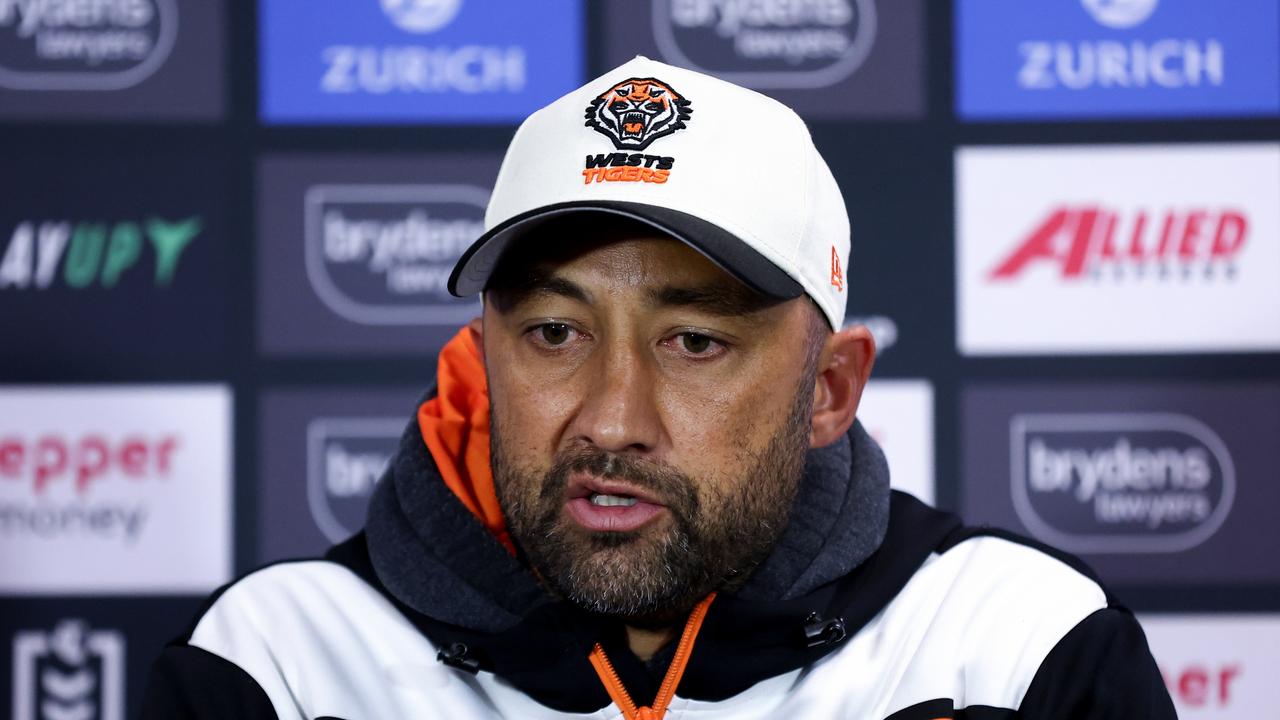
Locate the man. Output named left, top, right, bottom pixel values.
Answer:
left=144, top=57, right=1176, bottom=719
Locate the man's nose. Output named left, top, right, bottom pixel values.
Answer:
left=567, top=341, right=663, bottom=455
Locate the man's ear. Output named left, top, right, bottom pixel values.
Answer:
left=810, top=324, right=876, bottom=448
left=467, top=314, right=484, bottom=361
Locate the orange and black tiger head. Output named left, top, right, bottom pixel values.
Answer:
left=585, top=77, right=693, bottom=151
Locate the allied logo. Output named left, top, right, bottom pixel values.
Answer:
left=0, top=0, right=177, bottom=91
left=989, top=206, right=1247, bottom=282
left=306, top=417, right=400, bottom=543
left=380, top=0, right=461, bottom=34
left=1011, top=413, right=1236, bottom=553
left=653, top=0, right=877, bottom=89
left=956, top=144, right=1280, bottom=355
left=304, top=184, right=485, bottom=325
left=12, top=619, right=125, bottom=720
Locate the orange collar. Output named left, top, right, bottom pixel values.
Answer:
left=587, top=594, right=717, bottom=720
left=417, top=327, right=514, bottom=554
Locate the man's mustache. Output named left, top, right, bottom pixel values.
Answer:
left=537, top=445, right=699, bottom=515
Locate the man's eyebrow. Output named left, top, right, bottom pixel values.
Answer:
left=489, top=272, right=592, bottom=312
left=649, top=283, right=779, bottom=317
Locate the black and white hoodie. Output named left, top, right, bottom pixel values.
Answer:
left=142, top=372, right=1176, bottom=719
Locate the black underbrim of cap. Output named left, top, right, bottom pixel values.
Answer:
left=448, top=200, right=804, bottom=299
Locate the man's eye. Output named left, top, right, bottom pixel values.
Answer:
left=538, top=323, right=573, bottom=346
left=679, top=333, right=714, bottom=354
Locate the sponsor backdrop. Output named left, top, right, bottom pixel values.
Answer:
left=1, top=0, right=1277, bottom=716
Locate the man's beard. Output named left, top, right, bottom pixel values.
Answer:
left=491, top=379, right=814, bottom=620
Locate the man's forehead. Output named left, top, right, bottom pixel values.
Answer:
left=545, top=236, right=732, bottom=287
left=486, top=224, right=781, bottom=316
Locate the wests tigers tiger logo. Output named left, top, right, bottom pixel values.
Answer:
left=585, top=77, right=693, bottom=151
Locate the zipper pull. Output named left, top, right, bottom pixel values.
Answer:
left=437, top=642, right=481, bottom=674
left=802, top=612, right=848, bottom=648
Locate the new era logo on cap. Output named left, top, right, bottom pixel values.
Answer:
left=449, top=56, right=850, bottom=329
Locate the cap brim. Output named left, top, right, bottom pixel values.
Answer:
left=448, top=201, right=804, bottom=299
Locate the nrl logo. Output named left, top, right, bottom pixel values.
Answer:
left=585, top=77, right=692, bottom=151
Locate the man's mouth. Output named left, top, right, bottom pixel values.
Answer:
left=589, top=493, right=638, bottom=507
left=564, top=475, right=666, bottom=532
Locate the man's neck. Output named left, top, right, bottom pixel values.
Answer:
left=625, top=624, right=678, bottom=663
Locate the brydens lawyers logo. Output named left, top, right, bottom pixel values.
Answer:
left=0, top=216, right=201, bottom=291
left=306, top=417, right=400, bottom=543
left=1011, top=413, right=1235, bottom=554
left=653, top=0, right=877, bottom=89
left=305, top=184, right=484, bottom=325
left=582, top=77, right=691, bottom=185
left=989, top=206, right=1246, bottom=282
left=0, top=0, right=177, bottom=91
left=12, top=619, right=124, bottom=720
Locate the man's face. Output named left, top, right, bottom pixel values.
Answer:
left=483, top=231, right=824, bottom=619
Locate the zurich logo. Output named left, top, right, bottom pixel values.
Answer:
left=380, top=0, right=462, bottom=34
left=1080, top=0, right=1159, bottom=29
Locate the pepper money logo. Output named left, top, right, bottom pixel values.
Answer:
left=0, top=0, right=177, bottom=91
left=306, top=417, right=400, bottom=543
left=1011, top=413, right=1236, bottom=554
left=12, top=619, right=124, bottom=720
left=653, top=0, right=877, bottom=89
left=582, top=77, right=690, bottom=185
left=305, top=184, right=484, bottom=325
left=0, top=216, right=201, bottom=291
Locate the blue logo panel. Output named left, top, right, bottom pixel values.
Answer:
left=956, top=0, right=1280, bottom=120
left=260, top=0, right=583, bottom=124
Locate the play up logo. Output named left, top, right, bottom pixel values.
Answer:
left=956, top=143, right=1280, bottom=355
left=0, top=386, right=232, bottom=595
left=12, top=619, right=124, bottom=720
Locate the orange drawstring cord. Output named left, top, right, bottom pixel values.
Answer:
left=587, top=594, right=717, bottom=720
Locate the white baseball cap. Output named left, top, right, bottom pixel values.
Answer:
left=448, top=56, right=851, bottom=329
